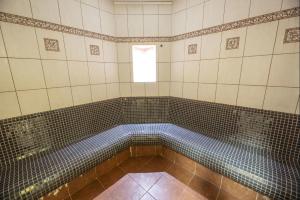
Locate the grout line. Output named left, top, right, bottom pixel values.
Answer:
left=28, top=0, right=52, bottom=111
left=235, top=0, right=252, bottom=107
left=213, top=0, right=227, bottom=104
left=0, top=24, right=23, bottom=116
left=57, top=0, right=74, bottom=106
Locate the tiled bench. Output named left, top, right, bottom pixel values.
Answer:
left=1, top=124, right=298, bottom=200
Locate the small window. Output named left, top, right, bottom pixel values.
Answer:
left=132, top=45, right=156, bottom=82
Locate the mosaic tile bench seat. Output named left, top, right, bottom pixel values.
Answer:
left=0, top=97, right=299, bottom=200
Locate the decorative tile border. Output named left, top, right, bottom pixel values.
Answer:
left=44, top=38, right=59, bottom=52
left=226, top=37, right=240, bottom=50
left=0, top=7, right=299, bottom=43
left=188, top=44, right=197, bottom=54
left=283, top=27, right=300, bottom=43
left=90, top=44, right=100, bottom=55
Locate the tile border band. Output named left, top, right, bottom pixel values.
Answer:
left=0, top=7, right=299, bottom=43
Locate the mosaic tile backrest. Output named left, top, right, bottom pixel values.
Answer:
left=0, top=97, right=299, bottom=166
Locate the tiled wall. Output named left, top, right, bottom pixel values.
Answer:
left=0, top=0, right=119, bottom=119
left=115, top=3, right=172, bottom=97
left=169, top=0, right=300, bottom=114
left=0, top=0, right=299, bottom=120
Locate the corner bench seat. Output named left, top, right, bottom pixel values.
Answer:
left=1, top=124, right=298, bottom=200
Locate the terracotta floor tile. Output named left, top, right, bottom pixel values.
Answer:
left=119, top=157, right=153, bottom=173
left=179, top=187, right=208, bottom=200
left=188, top=175, right=219, bottom=200
left=148, top=173, right=186, bottom=200
left=71, top=180, right=104, bottom=200
left=221, top=177, right=257, bottom=200
left=217, top=189, right=240, bottom=200
left=141, top=156, right=173, bottom=172
left=98, top=167, right=125, bottom=188
left=129, top=172, right=163, bottom=191
left=166, top=164, right=194, bottom=185
left=196, top=163, right=222, bottom=187
left=140, top=193, right=156, bottom=200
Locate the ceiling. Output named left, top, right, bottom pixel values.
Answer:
left=114, top=0, right=173, bottom=5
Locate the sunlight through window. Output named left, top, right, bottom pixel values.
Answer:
left=132, top=45, right=156, bottom=82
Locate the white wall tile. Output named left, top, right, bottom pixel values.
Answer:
left=158, top=63, right=171, bottom=82
left=268, top=54, right=299, bottom=87
left=72, top=85, right=92, bottom=105
left=184, top=37, right=201, bottom=61
left=115, top=15, right=128, bottom=37
left=10, top=59, right=45, bottom=90
left=274, top=17, right=300, bottom=54
left=103, top=41, right=117, bottom=62
left=170, top=82, right=183, bottom=97
left=85, top=37, right=103, bottom=62
left=184, top=61, right=199, bottom=82
left=264, top=87, right=299, bottom=113
left=144, top=15, right=159, bottom=37
left=171, top=40, right=185, bottom=62
left=186, top=4, right=204, bottom=32
left=1, top=23, right=40, bottom=58
left=100, top=0, right=114, bottom=12
left=120, top=83, right=131, bottom=97
left=114, top=5, right=127, bottom=15
left=0, top=30, right=6, bottom=57
left=244, top=21, right=278, bottom=56
left=183, top=82, right=198, bottom=100
left=106, top=83, right=119, bottom=98
left=201, top=33, right=222, bottom=59
left=31, top=0, right=61, bottom=24
left=17, top=89, right=50, bottom=115
left=58, top=0, right=83, bottom=29
left=237, top=85, right=265, bottom=109
left=240, top=55, right=271, bottom=85
left=101, top=11, right=115, bottom=35
left=117, top=43, right=131, bottom=62
left=0, top=0, right=32, bottom=17
left=82, top=4, right=101, bottom=33
left=172, top=11, right=186, bottom=35
left=127, top=5, right=143, bottom=14
left=131, top=83, right=145, bottom=96
left=159, top=15, right=172, bottom=37
left=0, top=58, right=14, bottom=92
left=224, top=0, right=250, bottom=23
left=48, top=87, right=73, bottom=109
left=42, top=60, right=70, bottom=88
left=173, top=0, right=187, bottom=13
left=198, top=83, right=216, bottom=102
left=217, top=58, right=242, bottom=84
left=188, top=0, right=204, bottom=8
left=215, top=84, right=238, bottom=105
left=143, top=5, right=158, bottom=14
left=91, top=84, right=107, bottom=101
left=82, top=0, right=99, bottom=8
left=281, top=0, right=300, bottom=9
left=64, top=33, right=87, bottom=61
left=159, top=82, right=170, bottom=96
left=0, top=92, right=21, bottom=119
left=119, top=63, right=131, bottom=82
left=250, top=0, right=282, bottom=17
left=145, top=83, right=159, bottom=96
left=88, top=62, right=106, bottom=84
left=68, top=61, right=90, bottom=86
left=199, top=59, right=219, bottom=83
left=36, top=29, right=66, bottom=60
left=105, top=63, right=119, bottom=83
left=171, top=62, right=184, bottom=82
left=159, top=5, right=172, bottom=14
left=220, top=28, right=247, bottom=58
left=158, top=43, right=171, bottom=62
left=203, top=0, right=225, bottom=28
